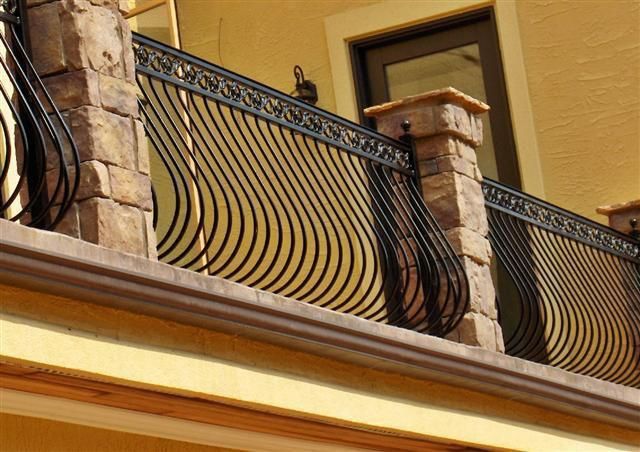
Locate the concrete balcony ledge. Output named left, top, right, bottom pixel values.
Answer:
left=0, top=220, right=638, bottom=432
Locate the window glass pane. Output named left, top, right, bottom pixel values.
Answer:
left=127, top=3, right=172, bottom=46
left=384, top=44, right=499, bottom=180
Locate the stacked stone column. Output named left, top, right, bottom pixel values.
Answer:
left=27, top=0, right=156, bottom=258
left=366, top=88, right=504, bottom=352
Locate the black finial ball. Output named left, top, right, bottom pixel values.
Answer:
left=401, top=120, right=411, bottom=133
left=631, top=218, right=638, bottom=229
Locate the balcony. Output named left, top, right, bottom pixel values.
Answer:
left=1, top=22, right=638, bottom=386
left=0, top=2, right=639, bottom=449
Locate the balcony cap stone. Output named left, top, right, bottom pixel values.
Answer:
left=364, top=87, right=490, bottom=117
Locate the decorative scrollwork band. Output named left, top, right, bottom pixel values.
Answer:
left=132, top=35, right=412, bottom=171
left=0, top=0, right=18, bottom=16
left=483, top=180, right=639, bottom=260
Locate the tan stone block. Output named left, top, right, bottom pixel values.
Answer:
left=494, top=320, right=505, bottom=353
left=144, top=210, right=158, bottom=260
left=415, top=134, right=457, bottom=161
left=373, top=107, right=436, bottom=141
left=77, top=160, right=111, bottom=200
left=44, top=166, right=72, bottom=205
left=99, top=73, right=138, bottom=117
left=418, top=159, right=439, bottom=177
left=421, top=172, right=489, bottom=235
left=435, top=155, right=478, bottom=180
left=433, top=104, right=481, bottom=147
left=401, top=267, right=426, bottom=328
left=79, top=197, right=145, bottom=255
left=28, top=2, right=65, bottom=76
left=134, top=119, right=150, bottom=175
left=27, top=0, right=54, bottom=6
left=47, top=160, right=110, bottom=203
left=470, top=114, right=484, bottom=146
left=117, top=0, right=130, bottom=14
left=456, top=141, right=478, bottom=164
left=453, top=312, right=497, bottom=350
left=82, top=3, right=124, bottom=77
left=59, top=0, right=90, bottom=70
left=461, top=256, right=497, bottom=320
left=43, top=69, right=100, bottom=110
left=60, top=0, right=124, bottom=77
left=445, top=227, right=492, bottom=265
left=52, top=203, right=80, bottom=238
left=87, top=0, right=117, bottom=8
left=397, top=237, right=418, bottom=268
left=119, top=14, right=136, bottom=83
left=609, top=209, right=640, bottom=235
left=66, top=106, right=135, bottom=169
left=109, top=165, right=152, bottom=211
left=415, top=137, right=479, bottom=166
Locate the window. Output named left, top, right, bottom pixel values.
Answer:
left=350, top=7, right=521, bottom=188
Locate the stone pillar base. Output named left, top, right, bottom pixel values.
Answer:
left=366, top=87, right=504, bottom=352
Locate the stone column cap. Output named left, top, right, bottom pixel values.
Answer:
left=596, top=199, right=640, bottom=217
left=364, top=87, right=490, bottom=118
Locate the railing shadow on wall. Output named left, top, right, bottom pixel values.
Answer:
left=132, top=33, right=469, bottom=337
left=0, top=0, right=79, bottom=229
left=484, top=179, right=640, bottom=388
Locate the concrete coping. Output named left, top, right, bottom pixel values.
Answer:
left=596, top=199, right=640, bottom=216
left=363, top=87, right=490, bottom=117
left=0, top=220, right=638, bottom=430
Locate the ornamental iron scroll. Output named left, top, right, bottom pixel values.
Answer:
left=483, top=181, right=640, bottom=260
left=133, top=33, right=412, bottom=172
left=484, top=178, right=640, bottom=388
left=133, top=32, right=469, bottom=337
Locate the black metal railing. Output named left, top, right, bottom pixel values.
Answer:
left=133, top=33, right=469, bottom=336
left=484, top=179, right=640, bottom=387
left=0, top=0, right=79, bottom=229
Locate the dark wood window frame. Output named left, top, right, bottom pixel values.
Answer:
left=349, top=7, right=522, bottom=188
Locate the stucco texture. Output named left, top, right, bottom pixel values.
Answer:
left=177, top=0, right=379, bottom=113
left=516, top=0, right=640, bottom=220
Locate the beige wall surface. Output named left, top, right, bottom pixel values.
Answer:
left=516, top=0, right=640, bottom=221
left=174, top=0, right=638, bottom=223
left=177, top=0, right=379, bottom=113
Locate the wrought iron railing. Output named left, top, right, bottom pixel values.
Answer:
left=484, top=179, right=640, bottom=387
left=0, top=0, right=79, bottom=229
left=133, top=33, right=469, bottom=336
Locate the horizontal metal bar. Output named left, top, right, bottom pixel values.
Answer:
left=136, top=67, right=412, bottom=173
left=132, top=32, right=412, bottom=172
left=0, top=11, right=19, bottom=24
left=483, top=178, right=640, bottom=262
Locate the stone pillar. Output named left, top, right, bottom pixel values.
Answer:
left=27, top=0, right=156, bottom=258
left=365, top=87, right=503, bottom=352
left=596, top=200, right=640, bottom=239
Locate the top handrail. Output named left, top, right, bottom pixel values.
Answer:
left=483, top=178, right=640, bottom=262
left=132, top=32, right=413, bottom=174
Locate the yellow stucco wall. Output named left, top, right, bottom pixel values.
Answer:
left=175, top=0, right=639, bottom=222
left=176, top=0, right=380, bottom=114
left=516, top=0, right=639, bottom=220
left=0, top=413, right=231, bottom=452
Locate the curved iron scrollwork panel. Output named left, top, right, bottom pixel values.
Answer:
left=134, top=33, right=469, bottom=336
left=484, top=179, right=640, bottom=388
left=0, top=1, right=79, bottom=229
left=133, top=33, right=411, bottom=173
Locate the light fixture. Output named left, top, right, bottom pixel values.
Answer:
left=291, top=65, right=318, bottom=105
